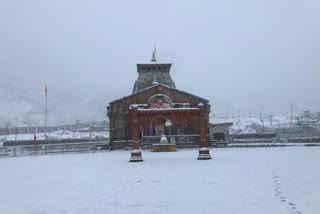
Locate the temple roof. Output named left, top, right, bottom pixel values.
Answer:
left=109, top=83, right=209, bottom=105
left=136, top=63, right=172, bottom=72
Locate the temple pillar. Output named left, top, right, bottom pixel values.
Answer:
left=130, top=105, right=143, bottom=162
left=197, top=103, right=212, bottom=160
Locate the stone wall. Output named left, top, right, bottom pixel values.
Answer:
left=133, top=70, right=176, bottom=93
left=133, top=63, right=176, bottom=93
left=108, top=84, right=210, bottom=143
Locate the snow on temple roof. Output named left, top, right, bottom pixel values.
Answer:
left=109, top=83, right=209, bottom=105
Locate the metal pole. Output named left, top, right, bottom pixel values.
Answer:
left=15, top=127, right=18, bottom=143
left=45, top=88, right=48, bottom=143
left=260, top=112, right=265, bottom=133
left=90, top=124, right=92, bottom=139
left=34, top=129, right=37, bottom=155
left=290, top=104, right=293, bottom=125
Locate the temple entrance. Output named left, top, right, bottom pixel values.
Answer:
left=128, top=102, right=211, bottom=161
left=152, top=117, right=166, bottom=136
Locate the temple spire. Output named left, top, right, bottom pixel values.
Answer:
left=151, top=45, right=156, bottom=62
left=152, top=75, right=158, bottom=85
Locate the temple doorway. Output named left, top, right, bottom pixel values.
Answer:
left=152, top=117, right=166, bottom=136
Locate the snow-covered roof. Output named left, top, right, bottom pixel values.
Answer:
left=210, top=126, right=229, bottom=132
left=137, top=62, right=172, bottom=65
left=108, top=83, right=209, bottom=105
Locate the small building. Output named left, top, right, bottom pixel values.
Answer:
left=209, top=122, right=233, bottom=146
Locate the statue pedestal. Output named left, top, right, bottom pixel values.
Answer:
left=152, top=144, right=176, bottom=152
left=197, top=147, right=212, bottom=160
left=130, top=149, right=143, bottom=162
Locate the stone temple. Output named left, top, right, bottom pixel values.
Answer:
left=107, top=48, right=211, bottom=161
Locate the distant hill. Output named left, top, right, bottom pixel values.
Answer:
left=0, top=79, right=105, bottom=127
left=0, top=79, right=62, bottom=127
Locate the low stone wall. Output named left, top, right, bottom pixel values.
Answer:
left=111, top=140, right=133, bottom=150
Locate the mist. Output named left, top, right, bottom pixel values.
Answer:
left=1, top=0, right=319, bottom=123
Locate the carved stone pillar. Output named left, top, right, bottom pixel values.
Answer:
left=197, top=103, right=212, bottom=160
left=130, top=104, right=143, bottom=162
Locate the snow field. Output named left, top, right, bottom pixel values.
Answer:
left=0, top=147, right=319, bottom=214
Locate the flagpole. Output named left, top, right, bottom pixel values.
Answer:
left=45, top=85, right=48, bottom=143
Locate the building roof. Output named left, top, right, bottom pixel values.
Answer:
left=210, top=126, right=230, bottom=132
left=136, top=62, right=172, bottom=65
left=108, top=83, right=209, bottom=105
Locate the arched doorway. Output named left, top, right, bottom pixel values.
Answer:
left=152, top=117, right=166, bottom=136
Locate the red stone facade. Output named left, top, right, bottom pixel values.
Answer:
left=107, top=84, right=211, bottom=146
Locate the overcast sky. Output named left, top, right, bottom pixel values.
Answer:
left=1, top=0, right=319, bottom=120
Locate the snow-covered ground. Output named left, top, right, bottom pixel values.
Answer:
left=0, top=147, right=319, bottom=214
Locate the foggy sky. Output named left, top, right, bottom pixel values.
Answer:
left=1, top=0, right=319, bottom=120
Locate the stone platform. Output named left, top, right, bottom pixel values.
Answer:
left=152, top=143, right=176, bottom=152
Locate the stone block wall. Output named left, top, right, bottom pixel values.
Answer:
left=108, top=84, right=210, bottom=143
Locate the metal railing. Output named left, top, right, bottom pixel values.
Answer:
left=0, top=123, right=108, bottom=136
left=0, top=141, right=109, bottom=158
left=308, top=124, right=320, bottom=130
left=270, top=123, right=300, bottom=128
left=111, top=140, right=133, bottom=150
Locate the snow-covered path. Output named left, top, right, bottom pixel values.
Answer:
left=0, top=147, right=319, bottom=214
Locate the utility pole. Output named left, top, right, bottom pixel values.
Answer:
left=290, top=104, right=293, bottom=125
left=269, top=113, right=273, bottom=126
left=260, top=112, right=265, bottom=132
left=248, top=112, right=252, bottom=122
left=44, top=85, right=48, bottom=142
left=15, top=127, right=18, bottom=143
left=33, top=129, right=37, bottom=155
left=237, top=110, right=241, bottom=123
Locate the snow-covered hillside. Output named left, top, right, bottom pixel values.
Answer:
left=0, top=78, right=106, bottom=127
left=211, top=114, right=294, bottom=134
left=0, top=79, right=67, bottom=127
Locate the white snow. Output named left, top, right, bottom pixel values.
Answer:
left=0, top=147, right=319, bottom=214
left=199, top=147, right=209, bottom=151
